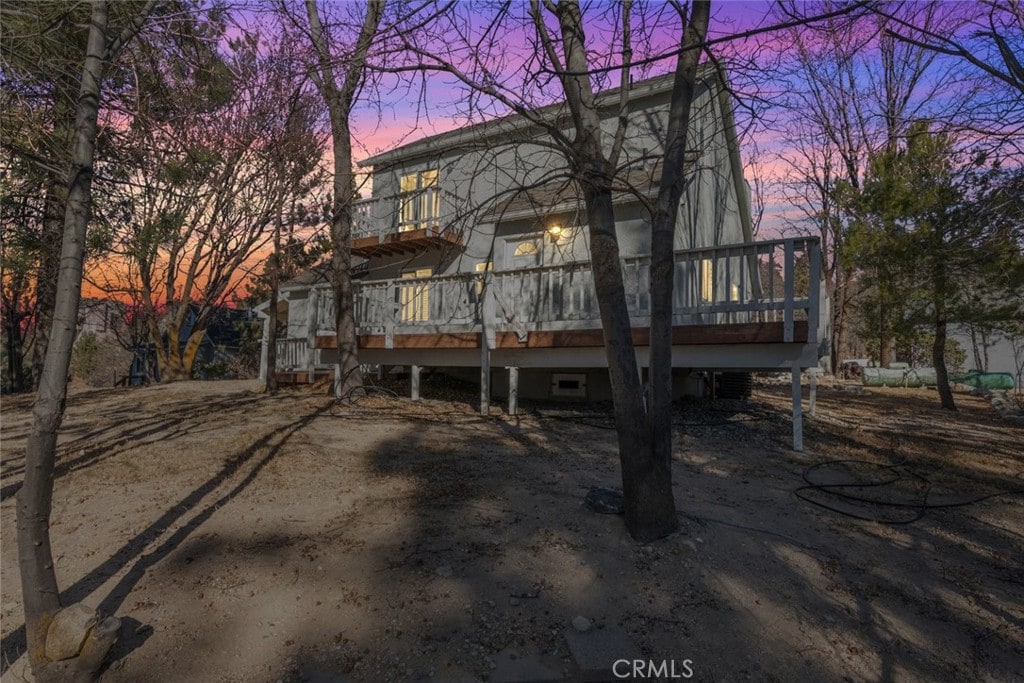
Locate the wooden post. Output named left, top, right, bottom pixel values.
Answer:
left=792, top=365, right=803, bottom=452
left=258, top=316, right=270, bottom=385
left=411, top=364, right=421, bottom=402
left=807, top=240, right=821, bottom=345
left=480, top=346, right=490, bottom=415
left=809, top=368, right=817, bottom=417
left=508, top=366, right=519, bottom=416
left=306, top=288, right=318, bottom=383
left=480, top=277, right=495, bottom=416
left=783, top=239, right=794, bottom=342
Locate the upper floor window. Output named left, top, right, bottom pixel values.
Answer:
left=399, top=169, right=440, bottom=232
left=508, top=238, right=540, bottom=267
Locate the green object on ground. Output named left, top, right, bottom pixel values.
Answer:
left=952, top=371, right=1015, bottom=390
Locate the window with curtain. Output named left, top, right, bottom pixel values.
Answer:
left=399, top=169, right=440, bottom=232
left=399, top=268, right=433, bottom=322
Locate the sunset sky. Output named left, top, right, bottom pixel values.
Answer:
left=80, top=1, right=1015, bottom=303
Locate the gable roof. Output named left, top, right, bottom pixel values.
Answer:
left=358, top=70, right=712, bottom=170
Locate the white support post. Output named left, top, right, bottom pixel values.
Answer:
left=411, top=365, right=421, bottom=402
left=783, top=240, right=795, bottom=342
left=792, top=365, right=803, bottom=452
left=480, top=280, right=495, bottom=416
left=508, top=366, right=519, bottom=416
left=258, top=316, right=269, bottom=385
left=807, top=241, right=821, bottom=344
left=306, top=288, right=318, bottom=383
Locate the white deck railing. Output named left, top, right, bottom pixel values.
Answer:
left=306, top=237, right=822, bottom=345
left=351, top=197, right=378, bottom=240
left=276, top=337, right=309, bottom=370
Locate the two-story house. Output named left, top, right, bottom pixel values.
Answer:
left=256, top=68, right=828, bottom=449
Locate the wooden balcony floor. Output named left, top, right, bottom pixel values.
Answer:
left=351, top=226, right=463, bottom=258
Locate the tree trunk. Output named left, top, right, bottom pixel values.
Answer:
left=829, top=266, right=850, bottom=374
left=157, top=318, right=187, bottom=381
left=31, top=184, right=65, bottom=390
left=933, top=250, right=956, bottom=409
left=584, top=183, right=669, bottom=540
left=329, top=125, right=361, bottom=397
left=879, top=327, right=893, bottom=367
left=969, top=325, right=981, bottom=370
left=3, top=293, right=30, bottom=392
left=304, top=0, right=383, bottom=399
left=17, top=1, right=109, bottom=674
left=934, top=312, right=956, bottom=410
left=980, top=328, right=990, bottom=371
left=646, top=0, right=709, bottom=541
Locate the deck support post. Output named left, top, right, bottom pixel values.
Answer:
left=480, top=344, right=490, bottom=415
left=411, top=365, right=421, bottom=402
left=258, top=316, right=269, bottom=385
left=508, top=366, right=518, bottom=416
left=809, top=369, right=817, bottom=417
left=792, top=365, right=803, bottom=452
left=480, top=283, right=495, bottom=416
left=307, top=287, right=319, bottom=383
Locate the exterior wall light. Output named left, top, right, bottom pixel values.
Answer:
left=547, top=224, right=563, bottom=242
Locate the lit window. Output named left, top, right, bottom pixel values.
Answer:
left=506, top=237, right=541, bottom=268
left=514, top=241, right=538, bottom=257
left=399, top=169, right=440, bottom=232
left=399, top=268, right=432, bottom=322
left=700, top=259, right=713, bottom=303
left=474, top=261, right=492, bottom=295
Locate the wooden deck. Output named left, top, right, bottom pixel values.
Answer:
left=313, top=321, right=809, bottom=350
left=272, top=369, right=334, bottom=385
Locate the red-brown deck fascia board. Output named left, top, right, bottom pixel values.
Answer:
left=350, top=227, right=463, bottom=258
left=313, top=321, right=808, bottom=350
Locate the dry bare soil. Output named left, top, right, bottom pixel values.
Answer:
left=1, top=378, right=1022, bottom=682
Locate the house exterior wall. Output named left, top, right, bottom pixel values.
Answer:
left=258, top=71, right=828, bottom=402
left=361, top=75, right=749, bottom=282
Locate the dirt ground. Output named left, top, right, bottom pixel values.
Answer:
left=1, top=377, right=1022, bottom=682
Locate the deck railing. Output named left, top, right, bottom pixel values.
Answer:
left=351, top=197, right=378, bottom=240
left=276, top=337, right=309, bottom=370
left=309, top=236, right=822, bottom=344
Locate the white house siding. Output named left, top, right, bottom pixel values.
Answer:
left=361, top=74, right=750, bottom=284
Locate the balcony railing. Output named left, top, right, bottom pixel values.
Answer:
left=351, top=197, right=378, bottom=240
left=309, top=237, right=823, bottom=344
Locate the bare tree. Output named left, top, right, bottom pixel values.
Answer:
left=771, top=1, right=961, bottom=368
left=274, top=0, right=386, bottom=398
left=91, top=33, right=325, bottom=380
left=386, top=0, right=713, bottom=540
left=15, top=2, right=154, bottom=678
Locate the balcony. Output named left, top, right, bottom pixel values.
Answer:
left=305, top=237, right=824, bottom=350
left=350, top=195, right=464, bottom=258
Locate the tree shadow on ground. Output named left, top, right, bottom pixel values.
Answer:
left=0, top=394, right=325, bottom=673
left=0, top=392, right=278, bottom=501
left=273, top=390, right=1022, bottom=681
